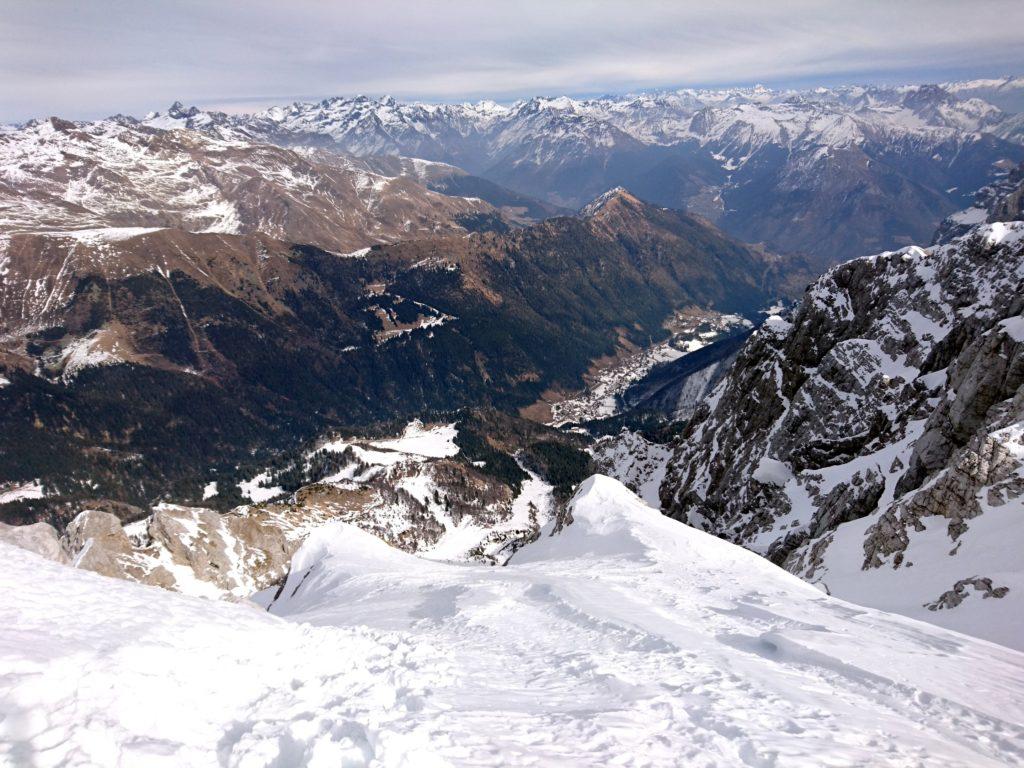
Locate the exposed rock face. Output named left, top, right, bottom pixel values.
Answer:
left=145, top=506, right=295, bottom=593
left=52, top=504, right=315, bottom=598
left=857, top=385, right=1024, bottom=573
left=660, top=195, right=1024, bottom=646
left=0, top=521, right=66, bottom=563
left=925, top=577, right=1011, bottom=611
left=61, top=510, right=137, bottom=579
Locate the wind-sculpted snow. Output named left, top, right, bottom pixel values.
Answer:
left=2, top=476, right=1023, bottom=766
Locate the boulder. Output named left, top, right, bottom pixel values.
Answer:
left=61, top=510, right=136, bottom=579
left=0, top=521, right=67, bottom=563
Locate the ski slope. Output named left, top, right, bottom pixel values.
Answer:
left=2, top=476, right=1023, bottom=766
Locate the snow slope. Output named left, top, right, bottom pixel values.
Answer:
left=4, top=476, right=1017, bottom=766
left=0, top=542, right=443, bottom=767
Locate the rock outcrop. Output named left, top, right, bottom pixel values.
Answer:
left=0, top=521, right=66, bottom=564
left=0, top=419, right=575, bottom=597
left=52, top=505, right=299, bottom=597
left=660, top=175, right=1024, bottom=647
left=61, top=510, right=139, bottom=579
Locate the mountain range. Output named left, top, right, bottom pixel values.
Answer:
left=140, top=81, right=1024, bottom=265
left=1, top=75, right=1024, bottom=766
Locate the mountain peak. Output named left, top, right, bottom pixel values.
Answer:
left=167, top=101, right=200, bottom=119
left=580, top=187, right=643, bottom=217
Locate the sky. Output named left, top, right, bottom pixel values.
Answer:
left=3, top=0, right=1024, bottom=122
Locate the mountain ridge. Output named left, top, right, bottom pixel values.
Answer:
left=0, top=187, right=790, bottom=519
left=129, top=81, right=1024, bottom=264
left=656, top=165, right=1024, bottom=648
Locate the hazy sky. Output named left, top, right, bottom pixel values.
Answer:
left=3, top=0, right=1024, bottom=121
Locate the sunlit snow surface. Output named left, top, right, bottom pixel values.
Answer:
left=366, top=420, right=459, bottom=458
left=2, top=476, right=1023, bottom=766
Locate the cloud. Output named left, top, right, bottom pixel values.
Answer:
left=3, top=0, right=1023, bottom=121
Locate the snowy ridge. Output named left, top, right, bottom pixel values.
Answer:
left=132, top=82, right=1024, bottom=262
left=3, top=476, right=1022, bottom=765
left=140, top=82, right=1021, bottom=184
left=662, top=210, right=1024, bottom=649
left=0, top=116, right=497, bottom=253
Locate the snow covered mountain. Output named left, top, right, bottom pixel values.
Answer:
left=2, top=475, right=1022, bottom=766
left=146, top=82, right=1024, bottom=264
left=3, top=76, right=1024, bottom=766
left=945, top=76, right=1024, bottom=113
left=659, top=166, right=1024, bottom=649
left=0, top=116, right=502, bottom=255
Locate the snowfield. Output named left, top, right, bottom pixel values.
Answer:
left=366, top=420, right=459, bottom=458
left=2, top=476, right=1023, bottom=766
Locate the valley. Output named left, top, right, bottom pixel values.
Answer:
left=1, top=49, right=1024, bottom=767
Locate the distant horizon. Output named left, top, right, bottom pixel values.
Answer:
left=5, top=0, right=1024, bottom=123
left=8, top=71, right=1024, bottom=125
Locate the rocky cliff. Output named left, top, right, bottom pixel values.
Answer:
left=660, top=171, right=1024, bottom=647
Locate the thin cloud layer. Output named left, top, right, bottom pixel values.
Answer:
left=3, top=0, right=1024, bottom=121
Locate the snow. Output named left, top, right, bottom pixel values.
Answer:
left=761, top=313, right=792, bottom=335
left=338, top=246, right=371, bottom=259
left=949, top=207, right=988, bottom=225
left=999, top=315, right=1024, bottom=342
left=58, top=329, right=125, bottom=380
left=422, top=469, right=554, bottom=564
left=809, top=489, right=1024, bottom=651
left=317, top=420, right=543, bottom=564
left=592, top=431, right=672, bottom=508
left=752, top=456, right=794, bottom=487
left=671, top=212, right=1024, bottom=647
left=982, top=221, right=1024, bottom=247
left=201, top=481, right=218, bottom=500
left=47, top=226, right=165, bottom=244
left=4, top=476, right=1022, bottom=765
left=238, top=472, right=286, bottom=503
left=0, top=480, right=44, bottom=505
left=367, top=420, right=458, bottom=458
left=0, top=375, right=9, bottom=388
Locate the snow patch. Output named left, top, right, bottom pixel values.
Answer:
left=0, top=480, right=44, bottom=504
left=238, top=472, right=286, bottom=503
left=752, top=456, right=794, bottom=487
left=999, top=315, right=1024, bottom=342
left=367, top=421, right=459, bottom=458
